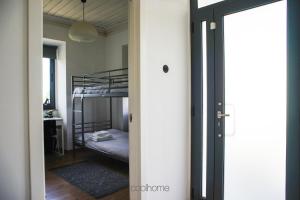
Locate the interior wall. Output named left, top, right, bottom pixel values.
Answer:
left=43, top=22, right=107, bottom=150
left=0, top=0, right=30, bottom=199
left=105, top=30, right=129, bottom=131
left=56, top=43, right=67, bottom=142
left=105, top=30, right=129, bottom=69
left=139, top=0, right=190, bottom=199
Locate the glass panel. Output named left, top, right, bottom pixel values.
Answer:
left=43, top=57, right=51, bottom=104
left=198, top=0, right=224, bottom=8
left=224, top=1, right=287, bottom=200
left=201, top=21, right=208, bottom=198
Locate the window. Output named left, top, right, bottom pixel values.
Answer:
left=43, top=58, right=55, bottom=109
left=198, top=0, right=225, bottom=8
left=43, top=45, right=57, bottom=110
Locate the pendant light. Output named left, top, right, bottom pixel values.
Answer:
left=68, top=0, right=98, bottom=43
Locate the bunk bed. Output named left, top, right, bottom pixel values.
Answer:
left=72, top=68, right=128, bottom=163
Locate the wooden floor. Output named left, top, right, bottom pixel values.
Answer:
left=45, top=149, right=130, bottom=200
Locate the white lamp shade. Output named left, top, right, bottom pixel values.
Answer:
left=68, top=21, right=98, bottom=43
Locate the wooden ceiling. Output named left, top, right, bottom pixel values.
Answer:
left=43, top=0, right=128, bottom=34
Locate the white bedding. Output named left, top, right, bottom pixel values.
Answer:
left=75, top=129, right=129, bottom=162
left=73, top=83, right=127, bottom=95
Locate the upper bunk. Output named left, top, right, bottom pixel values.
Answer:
left=72, top=68, right=128, bottom=98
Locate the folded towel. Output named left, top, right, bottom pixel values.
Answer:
left=99, top=130, right=109, bottom=134
left=90, top=134, right=110, bottom=139
left=90, top=134, right=113, bottom=142
left=90, top=130, right=112, bottom=140
left=92, top=130, right=109, bottom=137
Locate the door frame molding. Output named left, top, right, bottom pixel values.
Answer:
left=191, top=5, right=217, bottom=199
left=286, top=0, right=300, bottom=199
left=27, top=0, right=142, bottom=199
left=28, top=0, right=45, bottom=199
left=191, top=0, right=300, bottom=199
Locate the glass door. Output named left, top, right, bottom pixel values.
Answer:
left=191, top=0, right=287, bottom=200
left=214, top=1, right=287, bottom=200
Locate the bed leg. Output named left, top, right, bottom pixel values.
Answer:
left=110, top=97, right=112, bottom=129
left=72, top=144, right=76, bottom=161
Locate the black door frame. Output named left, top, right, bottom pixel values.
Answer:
left=191, top=0, right=300, bottom=199
left=191, top=6, right=215, bottom=200
left=286, top=0, right=300, bottom=199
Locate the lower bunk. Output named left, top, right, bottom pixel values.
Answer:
left=74, top=129, right=129, bottom=163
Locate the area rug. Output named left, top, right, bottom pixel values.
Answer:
left=52, top=161, right=129, bottom=198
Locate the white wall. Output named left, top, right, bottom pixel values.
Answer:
left=44, top=22, right=107, bottom=150
left=139, top=0, right=190, bottom=199
left=0, top=0, right=30, bottom=199
left=55, top=42, right=67, bottom=141
left=105, top=30, right=129, bottom=131
left=105, top=30, right=129, bottom=69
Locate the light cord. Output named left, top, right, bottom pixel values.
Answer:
left=82, top=2, right=85, bottom=22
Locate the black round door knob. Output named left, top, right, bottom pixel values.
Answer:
left=163, top=65, right=169, bottom=73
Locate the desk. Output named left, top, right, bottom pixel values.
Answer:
left=43, top=117, right=64, bottom=155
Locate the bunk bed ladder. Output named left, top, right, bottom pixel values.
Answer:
left=72, top=75, right=86, bottom=159
left=109, top=71, right=113, bottom=129
left=110, top=97, right=112, bottom=129
left=81, top=96, right=85, bottom=146
left=81, top=75, right=86, bottom=146
left=72, top=76, right=76, bottom=159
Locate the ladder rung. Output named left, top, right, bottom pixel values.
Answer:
left=73, top=110, right=82, bottom=112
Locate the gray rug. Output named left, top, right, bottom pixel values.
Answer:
left=53, top=161, right=129, bottom=198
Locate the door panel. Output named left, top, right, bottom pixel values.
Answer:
left=222, top=2, right=287, bottom=200
left=192, top=0, right=287, bottom=200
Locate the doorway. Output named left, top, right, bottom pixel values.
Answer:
left=191, top=0, right=287, bottom=200
left=28, top=0, right=141, bottom=198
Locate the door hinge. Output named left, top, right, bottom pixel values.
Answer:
left=191, top=105, right=195, bottom=117
left=210, top=22, right=217, bottom=30
left=191, top=22, right=195, bottom=33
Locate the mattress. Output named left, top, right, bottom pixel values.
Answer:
left=73, top=83, right=128, bottom=97
left=76, top=129, right=129, bottom=162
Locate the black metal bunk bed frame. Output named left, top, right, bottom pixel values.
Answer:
left=71, top=68, right=128, bottom=160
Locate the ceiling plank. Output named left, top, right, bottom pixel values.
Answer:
left=43, top=0, right=52, bottom=9
left=43, top=0, right=128, bottom=34
left=68, top=0, right=106, bottom=19
left=44, top=0, right=66, bottom=14
left=94, top=4, right=128, bottom=25
left=47, top=0, right=72, bottom=15
left=53, top=0, right=81, bottom=17
left=80, top=0, right=119, bottom=22
left=61, top=1, right=85, bottom=19
left=87, top=0, right=127, bottom=23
